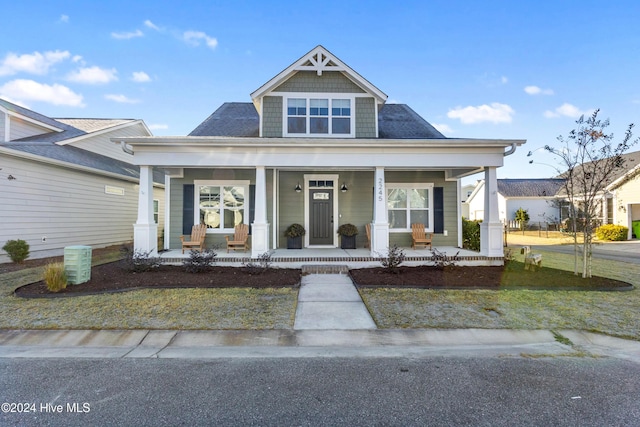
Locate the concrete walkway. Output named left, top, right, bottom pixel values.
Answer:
left=294, top=274, right=376, bottom=330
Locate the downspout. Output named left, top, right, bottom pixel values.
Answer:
left=120, top=141, right=134, bottom=155
left=503, top=143, right=517, bottom=157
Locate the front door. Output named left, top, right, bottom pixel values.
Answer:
left=309, top=189, right=333, bottom=245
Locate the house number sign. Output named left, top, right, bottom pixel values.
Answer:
left=313, top=192, right=329, bottom=200
left=377, top=178, right=384, bottom=202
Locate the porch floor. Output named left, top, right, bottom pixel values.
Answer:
left=159, top=246, right=501, bottom=268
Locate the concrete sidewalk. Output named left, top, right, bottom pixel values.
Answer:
left=1, top=328, right=639, bottom=362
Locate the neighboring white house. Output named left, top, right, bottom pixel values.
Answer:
left=0, top=98, right=165, bottom=262
left=466, top=178, right=565, bottom=225
left=115, top=45, right=525, bottom=260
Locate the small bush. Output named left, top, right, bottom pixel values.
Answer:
left=462, top=218, right=481, bottom=252
left=243, top=252, right=273, bottom=275
left=121, top=246, right=162, bottom=272
left=596, top=224, right=628, bottom=241
left=43, top=263, right=67, bottom=292
left=515, top=208, right=530, bottom=230
left=183, top=249, right=217, bottom=273
left=377, top=244, right=406, bottom=274
left=432, top=248, right=460, bottom=268
left=2, top=239, right=30, bottom=263
left=337, top=224, right=358, bottom=236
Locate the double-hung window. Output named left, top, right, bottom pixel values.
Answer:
left=387, top=184, right=434, bottom=231
left=286, top=96, right=352, bottom=137
left=194, top=181, right=249, bottom=232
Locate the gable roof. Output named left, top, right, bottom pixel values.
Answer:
left=188, top=102, right=446, bottom=139
left=497, top=179, right=566, bottom=198
left=250, top=45, right=388, bottom=107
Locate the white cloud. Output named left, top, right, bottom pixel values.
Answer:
left=105, top=94, right=140, bottom=104
left=0, top=79, right=84, bottom=107
left=67, top=66, right=117, bottom=84
left=111, top=29, right=144, bottom=40
left=501, top=76, right=508, bottom=84
left=447, top=103, right=514, bottom=124
left=525, top=85, right=554, bottom=95
left=144, top=20, right=160, bottom=31
left=544, top=103, right=586, bottom=118
left=183, top=31, right=218, bottom=49
left=148, top=123, right=168, bottom=130
left=59, top=15, right=69, bottom=23
left=131, top=71, right=151, bottom=82
left=432, top=123, right=453, bottom=135
left=0, top=50, right=71, bottom=76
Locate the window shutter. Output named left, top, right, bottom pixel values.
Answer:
left=434, top=187, right=444, bottom=234
left=183, top=184, right=194, bottom=235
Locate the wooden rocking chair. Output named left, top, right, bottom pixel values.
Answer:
left=225, top=223, right=249, bottom=253
left=180, top=223, right=207, bottom=254
left=411, top=223, right=433, bottom=250
left=365, top=223, right=371, bottom=249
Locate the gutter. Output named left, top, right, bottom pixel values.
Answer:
left=120, top=141, right=134, bottom=155
left=503, top=143, right=517, bottom=157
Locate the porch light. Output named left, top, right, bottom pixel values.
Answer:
left=340, top=182, right=348, bottom=192
left=295, top=182, right=302, bottom=193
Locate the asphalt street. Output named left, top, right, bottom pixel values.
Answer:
left=532, top=243, right=640, bottom=264
left=2, top=357, right=639, bottom=426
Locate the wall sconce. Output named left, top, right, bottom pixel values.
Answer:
left=295, top=182, right=302, bottom=193
left=340, top=182, right=348, bottom=192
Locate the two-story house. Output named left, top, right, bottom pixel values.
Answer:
left=116, top=45, right=525, bottom=261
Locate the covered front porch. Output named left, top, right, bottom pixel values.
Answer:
left=158, top=246, right=501, bottom=268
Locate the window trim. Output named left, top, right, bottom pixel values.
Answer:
left=194, top=180, right=250, bottom=233
left=281, top=93, right=355, bottom=138
left=386, top=183, right=434, bottom=233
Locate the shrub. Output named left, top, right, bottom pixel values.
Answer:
left=337, top=224, right=358, bottom=236
left=183, top=249, right=217, bottom=273
left=431, top=248, right=460, bottom=268
left=377, top=244, right=406, bottom=274
left=462, top=218, right=481, bottom=252
left=596, top=224, right=628, bottom=241
left=2, top=239, right=30, bottom=263
left=43, top=263, right=67, bottom=292
left=515, top=208, right=530, bottom=230
left=243, top=252, right=273, bottom=275
left=284, top=223, right=306, bottom=238
left=120, top=246, right=162, bottom=272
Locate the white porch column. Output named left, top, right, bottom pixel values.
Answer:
left=133, top=165, right=158, bottom=255
left=251, top=166, right=270, bottom=257
left=480, top=167, right=503, bottom=257
left=371, top=167, right=389, bottom=256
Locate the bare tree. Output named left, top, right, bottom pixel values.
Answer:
left=545, top=110, right=637, bottom=278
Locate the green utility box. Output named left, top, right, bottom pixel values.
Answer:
left=632, top=220, right=640, bottom=239
left=64, top=245, right=92, bottom=285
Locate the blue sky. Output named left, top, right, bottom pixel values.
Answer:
left=2, top=0, right=639, bottom=182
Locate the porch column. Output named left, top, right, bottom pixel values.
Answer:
left=251, top=166, right=270, bottom=257
left=480, top=167, right=503, bottom=257
left=371, top=167, right=389, bottom=256
left=133, top=165, right=158, bottom=255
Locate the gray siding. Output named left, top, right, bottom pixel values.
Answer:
left=274, top=71, right=365, bottom=93
left=278, top=171, right=307, bottom=248
left=355, top=97, right=376, bottom=138
left=69, top=122, right=144, bottom=163
left=169, top=169, right=274, bottom=250
left=262, top=96, right=282, bottom=137
left=9, top=117, right=51, bottom=141
left=0, top=154, right=164, bottom=262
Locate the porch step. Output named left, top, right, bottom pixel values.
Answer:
left=301, top=264, right=349, bottom=275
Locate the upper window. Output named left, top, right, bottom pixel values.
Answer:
left=285, top=97, right=353, bottom=137
left=387, top=184, right=434, bottom=232
left=195, top=181, right=249, bottom=232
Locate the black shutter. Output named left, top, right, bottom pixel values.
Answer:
left=434, top=187, right=444, bottom=234
left=183, top=184, right=194, bottom=234
left=249, top=184, right=255, bottom=234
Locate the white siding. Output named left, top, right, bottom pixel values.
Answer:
left=0, top=113, right=5, bottom=141
left=614, top=172, right=640, bottom=228
left=505, top=197, right=560, bottom=224
left=9, top=116, right=52, bottom=141
left=68, top=122, right=147, bottom=163
left=0, top=155, right=164, bottom=262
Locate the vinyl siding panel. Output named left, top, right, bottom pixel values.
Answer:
left=614, top=172, right=640, bottom=227
left=262, top=96, right=283, bottom=137
left=274, top=71, right=365, bottom=93
left=68, top=122, right=146, bottom=163
left=0, top=155, right=164, bottom=262
left=355, top=97, right=376, bottom=138
left=169, top=169, right=273, bottom=249
left=9, top=117, right=52, bottom=141
left=0, top=113, right=5, bottom=141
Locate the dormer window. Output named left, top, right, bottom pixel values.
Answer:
left=285, top=96, right=353, bottom=137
